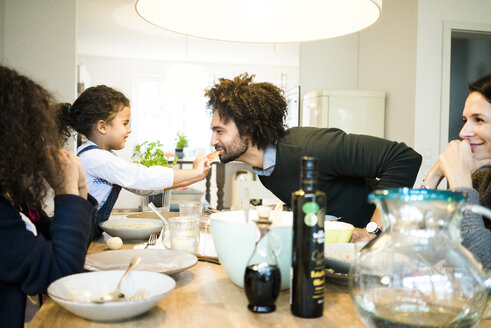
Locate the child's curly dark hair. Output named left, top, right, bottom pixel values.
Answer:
left=0, top=65, right=64, bottom=208
left=57, top=85, right=129, bottom=140
left=205, top=73, right=287, bottom=150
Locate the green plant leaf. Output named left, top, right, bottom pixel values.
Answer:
left=131, top=140, right=175, bottom=168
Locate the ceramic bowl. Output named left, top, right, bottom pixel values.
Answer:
left=99, top=218, right=163, bottom=240
left=47, top=270, right=175, bottom=322
left=210, top=210, right=293, bottom=290
left=324, top=221, right=354, bottom=244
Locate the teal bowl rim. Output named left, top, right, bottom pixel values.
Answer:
left=369, top=187, right=466, bottom=202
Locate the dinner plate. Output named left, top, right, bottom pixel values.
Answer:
left=324, top=243, right=354, bottom=274
left=99, top=218, right=163, bottom=240
left=84, top=249, right=198, bottom=275
left=325, top=271, right=349, bottom=286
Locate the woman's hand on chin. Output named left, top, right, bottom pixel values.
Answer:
left=54, top=149, right=87, bottom=198
left=439, top=140, right=476, bottom=189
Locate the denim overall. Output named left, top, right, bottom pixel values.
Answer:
left=77, top=145, right=122, bottom=237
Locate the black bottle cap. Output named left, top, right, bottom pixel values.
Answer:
left=300, top=156, right=318, bottom=181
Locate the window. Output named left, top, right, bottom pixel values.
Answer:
left=132, top=75, right=212, bottom=156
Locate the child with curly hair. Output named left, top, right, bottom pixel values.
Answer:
left=57, top=85, right=211, bottom=236
left=0, top=65, right=98, bottom=327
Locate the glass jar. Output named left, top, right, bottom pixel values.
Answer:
left=351, top=188, right=490, bottom=328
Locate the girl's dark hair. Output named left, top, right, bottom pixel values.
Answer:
left=469, top=74, right=491, bottom=103
left=57, top=85, right=129, bottom=139
left=204, top=73, right=287, bottom=150
left=0, top=65, right=63, bottom=208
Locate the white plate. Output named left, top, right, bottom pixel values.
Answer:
left=99, top=218, right=163, bottom=240
left=84, top=249, right=198, bottom=275
left=324, top=243, right=355, bottom=274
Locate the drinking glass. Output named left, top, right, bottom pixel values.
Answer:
left=179, top=202, right=202, bottom=218
left=166, top=216, right=200, bottom=253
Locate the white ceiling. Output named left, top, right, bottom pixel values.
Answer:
left=77, top=0, right=299, bottom=66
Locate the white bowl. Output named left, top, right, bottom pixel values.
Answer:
left=324, top=221, right=354, bottom=244
left=99, top=218, right=163, bottom=240
left=210, top=210, right=293, bottom=290
left=47, top=270, right=175, bottom=322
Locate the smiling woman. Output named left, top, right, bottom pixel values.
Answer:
left=423, top=73, right=491, bottom=269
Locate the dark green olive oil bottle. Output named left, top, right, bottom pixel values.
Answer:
left=290, top=156, right=326, bottom=318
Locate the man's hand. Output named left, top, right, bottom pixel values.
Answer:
left=349, top=227, right=375, bottom=242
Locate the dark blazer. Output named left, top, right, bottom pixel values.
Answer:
left=0, top=194, right=97, bottom=328
left=259, top=127, right=422, bottom=227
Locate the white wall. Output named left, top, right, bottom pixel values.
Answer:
left=299, top=34, right=359, bottom=98
left=299, top=0, right=418, bottom=146
left=358, top=0, right=418, bottom=145
left=78, top=54, right=299, bottom=209
left=1, top=0, right=77, bottom=212
left=414, top=0, right=491, bottom=184
left=1, top=0, right=77, bottom=102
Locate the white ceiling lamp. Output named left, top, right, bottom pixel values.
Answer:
left=135, top=0, right=382, bottom=43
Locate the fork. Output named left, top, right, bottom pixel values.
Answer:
left=129, top=289, right=148, bottom=301
left=144, top=233, right=158, bottom=249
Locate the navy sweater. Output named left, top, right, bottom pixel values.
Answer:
left=0, top=194, right=97, bottom=328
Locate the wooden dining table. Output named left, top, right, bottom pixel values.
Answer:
left=28, top=234, right=491, bottom=327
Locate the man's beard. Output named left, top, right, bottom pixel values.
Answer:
left=217, top=137, right=248, bottom=163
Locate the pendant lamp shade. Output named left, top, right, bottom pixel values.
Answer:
left=135, top=0, right=382, bottom=43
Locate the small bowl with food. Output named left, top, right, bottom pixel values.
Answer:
left=324, top=221, right=354, bottom=244
left=99, top=218, right=163, bottom=241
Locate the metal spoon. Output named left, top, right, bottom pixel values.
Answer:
left=148, top=202, right=169, bottom=226
left=241, top=186, right=250, bottom=224
left=95, top=256, right=141, bottom=303
left=271, top=202, right=283, bottom=226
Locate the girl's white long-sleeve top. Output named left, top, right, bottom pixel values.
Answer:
left=77, top=141, right=174, bottom=209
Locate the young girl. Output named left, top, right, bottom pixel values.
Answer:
left=57, top=85, right=211, bottom=236
left=0, top=65, right=98, bottom=327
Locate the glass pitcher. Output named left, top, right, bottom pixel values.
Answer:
left=351, top=188, right=490, bottom=328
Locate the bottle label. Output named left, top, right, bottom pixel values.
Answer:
left=302, top=202, right=319, bottom=226
left=311, top=249, right=325, bottom=299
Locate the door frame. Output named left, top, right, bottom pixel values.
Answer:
left=440, top=20, right=491, bottom=152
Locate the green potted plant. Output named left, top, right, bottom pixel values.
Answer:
left=174, top=132, right=189, bottom=159
left=132, top=140, right=177, bottom=168
left=132, top=140, right=177, bottom=210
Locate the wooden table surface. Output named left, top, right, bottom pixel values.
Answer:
left=28, top=234, right=491, bottom=327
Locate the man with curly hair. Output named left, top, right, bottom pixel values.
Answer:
left=205, top=73, right=422, bottom=241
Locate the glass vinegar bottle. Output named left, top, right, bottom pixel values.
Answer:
left=244, top=212, right=281, bottom=313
